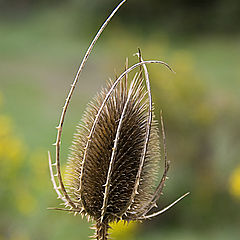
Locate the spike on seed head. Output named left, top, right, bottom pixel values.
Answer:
left=48, top=1, right=189, bottom=239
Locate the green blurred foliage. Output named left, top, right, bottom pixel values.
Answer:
left=0, top=1, right=240, bottom=240
left=149, top=48, right=240, bottom=229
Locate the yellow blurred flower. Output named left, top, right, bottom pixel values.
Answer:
left=109, top=220, right=137, bottom=240
left=0, top=113, right=26, bottom=181
left=229, top=166, right=240, bottom=199
left=0, top=93, right=37, bottom=217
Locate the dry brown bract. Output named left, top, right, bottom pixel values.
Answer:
left=48, top=1, right=189, bottom=239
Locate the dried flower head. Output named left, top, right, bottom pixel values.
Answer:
left=48, top=1, right=189, bottom=239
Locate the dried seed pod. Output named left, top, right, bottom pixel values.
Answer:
left=48, top=1, right=189, bottom=240
left=66, top=70, right=159, bottom=219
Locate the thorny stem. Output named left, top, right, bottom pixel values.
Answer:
left=136, top=111, right=170, bottom=216
left=94, top=220, right=110, bottom=240
left=126, top=50, right=153, bottom=211
left=48, top=0, right=127, bottom=210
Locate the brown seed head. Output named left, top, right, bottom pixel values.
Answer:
left=48, top=1, right=189, bottom=240
left=66, top=72, right=160, bottom=222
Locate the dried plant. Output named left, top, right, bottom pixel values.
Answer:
left=48, top=0, right=189, bottom=239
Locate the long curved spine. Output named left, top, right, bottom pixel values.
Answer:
left=48, top=0, right=127, bottom=209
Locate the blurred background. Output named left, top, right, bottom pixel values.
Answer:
left=0, top=0, right=240, bottom=239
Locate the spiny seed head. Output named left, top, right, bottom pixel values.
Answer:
left=48, top=1, right=189, bottom=240
left=66, top=73, right=160, bottom=222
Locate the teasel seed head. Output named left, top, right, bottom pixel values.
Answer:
left=66, top=69, right=160, bottom=220
left=48, top=1, right=189, bottom=239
